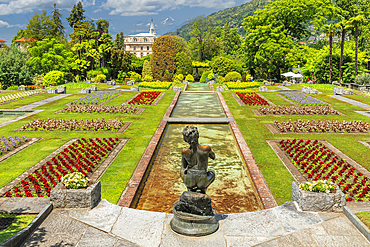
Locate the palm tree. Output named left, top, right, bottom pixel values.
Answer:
left=335, top=21, right=348, bottom=83
left=322, top=24, right=336, bottom=84
left=348, top=15, right=366, bottom=77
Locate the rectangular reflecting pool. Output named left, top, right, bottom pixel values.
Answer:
left=0, top=111, right=30, bottom=124
left=186, top=83, right=211, bottom=91
left=171, top=93, right=226, bottom=118
left=133, top=124, right=263, bottom=214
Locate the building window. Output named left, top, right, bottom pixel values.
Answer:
left=147, top=46, right=149, bottom=51
left=133, top=38, right=137, bottom=42
left=141, top=53, right=144, bottom=58
left=144, top=38, right=147, bottom=42
left=133, top=46, right=136, bottom=51
left=141, top=46, right=143, bottom=50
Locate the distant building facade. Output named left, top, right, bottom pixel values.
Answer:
left=0, top=39, right=5, bottom=48
left=124, top=19, right=157, bottom=58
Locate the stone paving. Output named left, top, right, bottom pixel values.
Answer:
left=15, top=94, right=71, bottom=111
left=277, top=86, right=292, bottom=91
left=20, top=200, right=370, bottom=246
left=329, top=95, right=370, bottom=110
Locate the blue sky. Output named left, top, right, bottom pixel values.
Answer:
left=0, top=0, right=248, bottom=45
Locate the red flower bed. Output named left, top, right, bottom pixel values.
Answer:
left=128, top=91, right=161, bottom=105
left=278, top=139, right=370, bottom=202
left=3, top=138, right=120, bottom=198
left=236, top=92, right=269, bottom=105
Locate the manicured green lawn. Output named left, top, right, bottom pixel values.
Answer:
left=223, top=90, right=370, bottom=204
left=0, top=213, right=36, bottom=243
left=0, top=93, right=55, bottom=109
left=355, top=211, right=370, bottom=230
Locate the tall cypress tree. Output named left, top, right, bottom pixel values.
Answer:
left=67, top=1, right=85, bottom=28
left=51, top=3, right=64, bottom=37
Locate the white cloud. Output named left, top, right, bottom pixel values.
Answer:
left=0, top=19, right=24, bottom=28
left=103, top=0, right=236, bottom=16
left=0, top=0, right=95, bottom=15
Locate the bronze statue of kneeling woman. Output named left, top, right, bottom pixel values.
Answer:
left=180, top=125, right=215, bottom=194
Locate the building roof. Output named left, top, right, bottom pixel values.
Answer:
left=0, top=39, right=5, bottom=42
left=14, top=37, right=38, bottom=42
left=127, top=33, right=156, bottom=37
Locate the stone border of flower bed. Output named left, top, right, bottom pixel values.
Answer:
left=232, top=93, right=275, bottom=106
left=0, top=92, right=45, bottom=106
left=251, top=108, right=346, bottom=116
left=117, top=91, right=180, bottom=208
left=218, top=91, right=277, bottom=209
left=0, top=138, right=41, bottom=164
left=264, top=123, right=370, bottom=135
left=267, top=140, right=370, bottom=183
left=122, top=92, right=165, bottom=106
left=53, top=108, right=145, bottom=115
left=12, top=122, right=132, bottom=133
left=0, top=138, right=129, bottom=197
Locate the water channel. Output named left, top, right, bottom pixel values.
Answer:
left=133, top=83, right=263, bottom=214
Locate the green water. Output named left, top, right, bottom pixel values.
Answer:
left=134, top=124, right=262, bottom=214
left=186, top=83, right=211, bottom=91
left=171, top=93, right=226, bottom=118
left=0, top=111, right=28, bottom=124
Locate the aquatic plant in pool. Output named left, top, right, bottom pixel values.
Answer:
left=281, top=92, right=328, bottom=105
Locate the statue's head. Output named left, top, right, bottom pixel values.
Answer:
left=182, top=125, right=199, bottom=144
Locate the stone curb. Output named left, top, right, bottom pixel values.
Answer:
left=0, top=203, right=53, bottom=247
left=343, top=206, right=370, bottom=242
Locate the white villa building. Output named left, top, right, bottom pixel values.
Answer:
left=124, top=19, right=157, bottom=58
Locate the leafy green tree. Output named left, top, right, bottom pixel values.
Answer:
left=172, top=36, right=192, bottom=75
left=27, top=38, right=73, bottom=74
left=348, top=15, right=367, bottom=77
left=0, top=45, right=33, bottom=88
left=51, top=3, right=65, bottom=37
left=151, top=35, right=177, bottom=81
left=142, top=60, right=153, bottom=80
left=96, top=19, right=109, bottom=33
left=114, top=32, right=125, bottom=49
left=110, top=48, right=132, bottom=78
left=67, top=1, right=85, bottom=28
left=221, top=22, right=241, bottom=55
left=11, top=29, right=25, bottom=44
left=25, top=10, right=55, bottom=40
left=212, top=56, right=237, bottom=76
left=322, top=24, right=336, bottom=83
left=98, top=33, right=113, bottom=67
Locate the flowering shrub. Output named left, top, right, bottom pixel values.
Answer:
left=281, top=92, right=328, bottom=105
left=95, top=74, right=106, bottom=83
left=128, top=91, right=161, bottom=105
left=20, top=118, right=125, bottom=131
left=185, top=74, right=194, bottom=82
left=259, top=106, right=339, bottom=115
left=0, top=91, right=42, bottom=104
left=274, top=119, right=369, bottom=133
left=59, top=105, right=138, bottom=114
left=61, top=172, right=88, bottom=189
left=3, top=137, right=119, bottom=197
left=138, top=82, right=172, bottom=90
left=0, top=136, right=28, bottom=155
left=299, top=180, right=335, bottom=193
left=226, top=82, right=259, bottom=90
left=279, top=139, right=370, bottom=201
left=236, top=92, right=269, bottom=105
left=225, top=71, right=242, bottom=82
left=43, top=71, right=64, bottom=86
left=70, top=91, right=117, bottom=105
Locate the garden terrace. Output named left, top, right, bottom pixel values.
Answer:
left=138, top=82, right=172, bottom=90
left=225, top=81, right=259, bottom=90
left=56, top=105, right=142, bottom=114
left=272, top=119, right=370, bottom=133
left=69, top=91, right=118, bottom=105
left=257, top=105, right=341, bottom=116
left=280, top=92, right=328, bottom=105
left=275, top=139, right=370, bottom=202
left=0, top=91, right=44, bottom=105
left=126, top=91, right=163, bottom=105
left=2, top=137, right=122, bottom=197
left=17, top=118, right=127, bottom=132
left=235, top=92, right=269, bottom=106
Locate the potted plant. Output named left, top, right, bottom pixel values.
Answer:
left=292, top=180, right=346, bottom=212
left=50, top=172, right=101, bottom=209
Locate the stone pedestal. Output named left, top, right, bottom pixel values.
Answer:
left=50, top=181, right=101, bottom=209
left=292, top=182, right=345, bottom=212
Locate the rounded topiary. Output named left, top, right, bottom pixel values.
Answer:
left=185, top=74, right=194, bottom=82
left=225, top=71, right=242, bottom=82
left=200, top=70, right=211, bottom=83
left=43, top=71, right=64, bottom=86
left=177, top=74, right=184, bottom=81
left=95, top=74, right=106, bottom=83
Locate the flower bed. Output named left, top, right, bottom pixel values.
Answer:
left=19, top=118, right=125, bottom=131
left=303, top=84, right=336, bottom=90
left=127, top=91, right=161, bottom=105
left=259, top=106, right=339, bottom=115
left=59, top=105, right=138, bottom=114
left=65, top=83, right=97, bottom=89
left=236, top=92, right=269, bottom=105
left=138, top=82, right=172, bottom=90
left=0, top=91, right=42, bottom=104
left=226, top=82, right=259, bottom=90
left=274, top=119, right=369, bottom=133
left=70, top=91, right=117, bottom=105
left=278, top=139, right=370, bottom=202
left=0, top=136, right=28, bottom=155
left=281, top=92, right=328, bottom=105
left=3, top=138, right=119, bottom=197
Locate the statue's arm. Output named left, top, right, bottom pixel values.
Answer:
left=209, top=150, right=215, bottom=160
